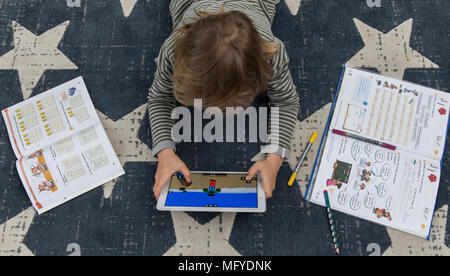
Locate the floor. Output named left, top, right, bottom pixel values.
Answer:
left=0, top=0, right=448, bottom=256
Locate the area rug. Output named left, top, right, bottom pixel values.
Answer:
left=0, top=0, right=448, bottom=256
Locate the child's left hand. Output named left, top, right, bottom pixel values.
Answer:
left=247, top=153, right=283, bottom=199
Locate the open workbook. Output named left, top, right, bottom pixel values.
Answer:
left=2, top=77, right=124, bottom=214
left=305, top=65, right=450, bottom=238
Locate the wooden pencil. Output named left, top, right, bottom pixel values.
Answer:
left=324, top=190, right=340, bottom=255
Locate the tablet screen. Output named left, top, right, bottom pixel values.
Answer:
left=164, top=172, right=258, bottom=208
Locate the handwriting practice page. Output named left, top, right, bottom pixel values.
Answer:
left=2, top=77, right=99, bottom=159
left=331, top=68, right=450, bottom=160
left=2, top=77, right=125, bottom=214
left=16, top=124, right=123, bottom=213
left=308, top=66, right=449, bottom=238
left=310, top=132, right=441, bottom=237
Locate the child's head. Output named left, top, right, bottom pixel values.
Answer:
left=174, top=10, right=278, bottom=109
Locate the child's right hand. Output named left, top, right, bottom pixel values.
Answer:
left=153, top=148, right=191, bottom=200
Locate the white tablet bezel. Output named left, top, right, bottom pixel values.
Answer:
left=157, top=171, right=266, bottom=213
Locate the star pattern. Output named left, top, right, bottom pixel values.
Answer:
left=0, top=0, right=448, bottom=256
left=0, top=20, right=78, bottom=99
left=383, top=205, right=450, bottom=256
left=284, top=0, right=302, bottom=16
left=1, top=103, right=448, bottom=256
left=287, top=104, right=332, bottom=196
left=164, top=212, right=240, bottom=256
left=120, top=0, right=139, bottom=17
left=347, top=18, right=439, bottom=79
left=97, top=104, right=156, bottom=199
left=0, top=207, right=34, bottom=256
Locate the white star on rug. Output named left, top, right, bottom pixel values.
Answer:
left=251, top=104, right=332, bottom=196
left=0, top=21, right=78, bottom=100
left=1, top=103, right=448, bottom=256
left=164, top=212, right=240, bottom=256
left=284, top=0, right=302, bottom=16
left=120, top=0, right=138, bottom=17
left=143, top=103, right=337, bottom=256
left=0, top=207, right=35, bottom=256
left=286, top=104, right=332, bottom=196
left=97, top=104, right=156, bottom=199
left=383, top=205, right=450, bottom=256
left=347, top=18, right=439, bottom=79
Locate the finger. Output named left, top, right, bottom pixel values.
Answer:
left=258, top=171, right=273, bottom=199
left=154, top=173, right=172, bottom=200
left=179, top=165, right=191, bottom=183
left=153, top=172, right=159, bottom=192
left=262, top=179, right=273, bottom=198
left=153, top=180, right=163, bottom=200
left=246, top=163, right=260, bottom=180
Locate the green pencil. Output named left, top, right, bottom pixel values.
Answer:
left=324, top=190, right=340, bottom=255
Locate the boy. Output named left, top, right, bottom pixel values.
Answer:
left=148, top=0, right=300, bottom=199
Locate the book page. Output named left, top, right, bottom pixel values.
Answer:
left=16, top=123, right=124, bottom=214
left=330, top=67, right=450, bottom=161
left=309, top=131, right=441, bottom=238
left=2, top=77, right=99, bottom=159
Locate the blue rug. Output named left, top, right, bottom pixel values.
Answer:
left=0, top=0, right=448, bottom=256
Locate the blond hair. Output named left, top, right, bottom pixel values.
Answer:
left=173, top=10, right=279, bottom=109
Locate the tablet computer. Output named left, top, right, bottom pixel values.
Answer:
left=157, top=171, right=266, bottom=213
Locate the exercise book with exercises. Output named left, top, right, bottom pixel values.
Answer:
left=2, top=77, right=125, bottom=214
left=305, top=65, right=450, bottom=238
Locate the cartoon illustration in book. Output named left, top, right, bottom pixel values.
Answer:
left=31, top=163, right=47, bottom=178
left=203, top=179, right=221, bottom=197
left=359, top=169, right=372, bottom=183
left=38, top=180, right=57, bottom=193
left=381, top=81, right=398, bottom=90
left=327, top=179, right=343, bottom=189
left=352, top=180, right=367, bottom=191
left=373, top=208, right=392, bottom=221
left=38, top=182, right=50, bottom=192
left=428, top=174, right=437, bottom=183
left=327, top=160, right=352, bottom=189
left=28, top=151, right=43, bottom=159
left=68, top=87, right=76, bottom=96
left=61, top=91, right=68, bottom=101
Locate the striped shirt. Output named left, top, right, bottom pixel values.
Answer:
left=148, top=0, right=300, bottom=158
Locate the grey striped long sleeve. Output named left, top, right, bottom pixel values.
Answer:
left=148, top=0, right=300, bottom=158
left=147, top=37, right=178, bottom=156
left=265, top=41, right=300, bottom=155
